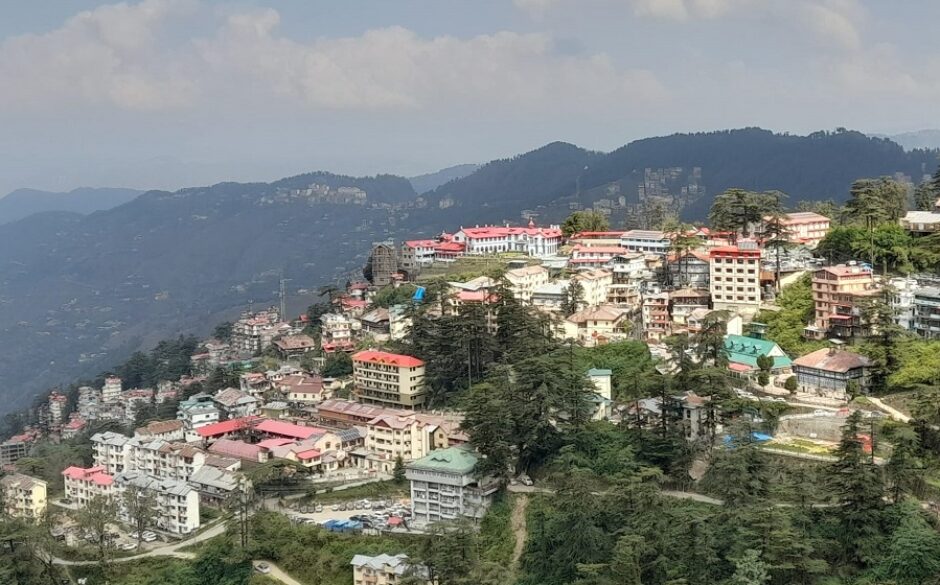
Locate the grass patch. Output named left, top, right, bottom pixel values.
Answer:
left=300, top=480, right=409, bottom=505
left=479, top=494, right=514, bottom=565
left=764, top=438, right=835, bottom=456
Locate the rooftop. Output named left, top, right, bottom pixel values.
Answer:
left=406, top=446, right=478, bottom=475
left=353, top=350, right=424, bottom=368
left=255, top=419, right=323, bottom=440
left=724, top=334, right=792, bottom=369
left=792, top=348, right=872, bottom=372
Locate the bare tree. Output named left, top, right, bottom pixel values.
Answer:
left=76, top=495, right=118, bottom=568
left=123, top=486, right=157, bottom=546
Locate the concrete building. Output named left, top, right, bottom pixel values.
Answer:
left=367, top=242, right=399, bottom=287
left=351, top=554, right=428, bottom=585
left=901, top=210, right=940, bottom=234
left=571, top=268, right=613, bottom=308
left=62, top=466, right=115, bottom=507
left=669, top=288, right=711, bottom=328
left=709, top=241, right=761, bottom=317
left=352, top=351, right=426, bottom=409
left=587, top=368, right=613, bottom=420
left=668, top=250, right=711, bottom=288
left=102, top=376, right=123, bottom=403
left=809, top=263, right=878, bottom=339
left=642, top=293, right=670, bottom=341
left=0, top=473, right=47, bottom=522
left=451, top=224, right=562, bottom=257
left=504, top=265, right=550, bottom=303
left=213, top=388, right=260, bottom=419
left=47, top=392, right=68, bottom=426
left=113, top=471, right=200, bottom=535
left=406, top=447, right=498, bottom=525
left=764, top=212, right=830, bottom=248
left=177, top=394, right=221, bottom=431
left=620, top=230, right=670, bottom=255
left=563, top=305, right=629, bottom=347
left=912, top=286, right=940, bottom=339
left=531, top=280, right=569, bottom=314
left=792, top=347, right=872, bottom=401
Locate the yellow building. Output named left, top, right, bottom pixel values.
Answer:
left=352, top=351, right=426, bottom=409
left=0, top=473, right=48, bottom=522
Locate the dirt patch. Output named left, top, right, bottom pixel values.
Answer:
left=510, top=494, right=529, bottom=575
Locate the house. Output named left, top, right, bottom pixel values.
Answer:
left=406, top=447, right=499, bottom=525
left=272, top=334, right=317, bottom=358
left=569, top=245, right=630, bottom=269
left=352, top=351, right=427, bottom=409
left=62, top=466, right=115, bottom=507
left=314, top=399, right=406, bottom=427
left=194, top=416, right=261, bottom=442
left=504, top=265, right=550, bottom=303
left=113, top=471, right=200, bottom=535
left=564, top=305, right=628, bottom=347
left=260, top=401, right=290, bottom=419
left=101, top=376, right=123, bottom=403
left=177, top=394, right=221, bottom=431
left=668, top=250, right=711, bottom=288
left=901, top=210, right=940, bottom=234
left=709, top=241, right=762, bottom=317
left=0, top=474, right=47, bottom=521
left=763, top=212, right=830, bottom=248
left=351, top=554, right=428, bottom=585
left=670, top=288, right=711, bottom=327
left=571, top=269, right=613, bottom=308
left=360, top=413, right=463, bottom=472
left=208, top=439, right=264, bottom=464
left=62, top=415, right=87, bottom=439
left=134, top=419, right=185, bottom=442
left=47, top=391, right=68, bottom=426
left=792, top=347, right=872, bottom=401
left=724, top=330, right=793, bottom=380
left=451, top=223, right=562, bottom=257
left=0, top=436, right=31, bottom=467
left=642, top=293, right=670, bottom=341
left=359, top=308, right=391, bottom=337
left=255, top=419, right=323, bottom=441
left=400, top=239, right=439, bottom=269
left=124, top=440, right=206, bottom=482
left=808, top=263, right=879, bottom=339
left=232, top=308, right=281, bottom=353
left=606, top=254, right=646, bottom=310
left=567, top=231, right=627, bottom=247
left=531, top=281, right=569, bottom=314
left=321, top=313, right=359, bottom=344
left=680, top=392, right=711, bottom=441
left=620, top=230, right=670, bottom=255
left=281, top=374, right=327, bottom=404
left=188, top=465, right=241, bottom=505
left=213, top=388, right=260, bottom=419
left=587, top=369, right=613, bottom=420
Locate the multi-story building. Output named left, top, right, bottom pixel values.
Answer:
left=102, top=376, right=123, bottom=403
left=642, top=293, right=670, bottom=340
left=362, top=413, right=462, bottom=472
left=670, top=288, right=711, bottom=328
left=912, top=286, right=940, bottom=339
left=503, top=265, right=550, bottom=303
left=809, top=263, right=879, bottom=339
left=563, top=305, right=629, bottom=347
left=367, top=242, right=399, bottom=287
left=177, top=394, right=221, bottom=431
left=792, top=347, right=872, bottom=401
left=0, top=436, right=31, bottom=467
left=232, top=308, right=280, bottom=353
left=620, top=230, right=670, bottom=255
left=569, top=245, right=630, bottom=269
left=0, top=473, right=47, bottom=521
left=92, top=431, right=206, bottom=482
left=113, top=471, right=201, bottom=535
left=567, top=231, right=627, bottom=248
left=762, top=212, right=830, bottom=248
left=451, top=224, right=562, bottom=257
left=571, top=269, right=613, bottom=308
left=352, top=351, right=426, bottom=409
left=400, top=239, right=438, bottom=269
left=406, top=447, right=498, bottom=525
left=62, top=466, right=115, bottom=507
left=709, top=241, right=761, bottom=317
left=134, top=420, right=186, bottom=442
left=901, top=210, right=940, bottom=235
left=92, top=431, right=133, bottom=473
left=351, top=554, right=428, bottom=585
left=47, top=392, right=68, bottom=426
left=320, top=313, right=358, bottom=344
left=531, top=281, right=569, bottom=314
left=668, top=250, right=710, bottom=288
left=213, top=388, right=260, bottom=419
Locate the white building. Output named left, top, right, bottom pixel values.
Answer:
left=451, top=224, right=562, bottom=257
left=709, top=241, right=762, bottom=316
left=571, top=269, right=613, bottom=308
left=102, top=376, right=123, bottom=403
left=177, top=394, right=221, bottom=431
left=620, top=230, right=670, bottom=255
left=352, top=554, right=428, bottom=585
left=406, top=447, right=498, bottom=525
left=587, top=368, right=613, bottom=420
left=504, top=265, right=550, bottom=303
left=113, top=471, right=201, bottom=535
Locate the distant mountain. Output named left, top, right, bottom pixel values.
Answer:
left=878, top=130, right=940, bottom=151
left=408, top=164, right=480, bottom=194
left=0, top=128, right=935, bottom=413
left=0, top=187, right=142, bottom=224
left=431, top=129, right=936, bottom=222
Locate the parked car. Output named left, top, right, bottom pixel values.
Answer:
left=315, top=504, right=324, bottom=513
left=118, top=542, right=138, bottom=551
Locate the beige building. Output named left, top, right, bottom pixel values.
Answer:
left=0, top=473, right=47, bottom=521
left=764, top=212, right=830, bottom=248
left=709, top=241, right=761, bottom=317
left=352, top=351, right=426, bottom=409
left=352, top=554, right=427, bottom=585
left=571, top=268, right=613, bottom=308
left=564, top=305, right=629, bottom=347
left=810, top=264, right=879, bottom=339
left=362, top=413, right=464, bottom=472
left=504, top=265, right=550, bottom=303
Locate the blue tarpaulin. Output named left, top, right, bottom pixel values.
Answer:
left=412, top=286, right=426, bottom=302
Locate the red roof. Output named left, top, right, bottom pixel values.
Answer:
left=709, top=246, right=761, bottom=257
left=570, top=231, right=626, bottom=238
left=353, top=350, right=424, bottom=368
left=341, top=299, right=368, bottom=309
left=257, top=438, right=295, bottom=450
left=405, top=239, right=438, bottom=248
left=456, top=290, right=498, bottom=302
left=296, top=448, right=321, bottom=460
left=62, top=466, right=113, bottom=486
left=196, top=416, right=261, bottom=438
left=255, top=419, right=323, bottom=440
left=458, top=226, right=562, bottom=238
left=728, top=363, right=754, bottom=372
left=433, top=241, right=466, bottom=253
left=572, top=245, right=630, bottom=255
left=208, top=439, right=262, bottom=461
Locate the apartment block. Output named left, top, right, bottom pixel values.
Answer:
left=709, top=241, right=761, bottom=316
left=406, top=447, right=498, bottom=525
left=809, top=264, right=878, bottom=339
left=0, top=473, right=47, bottom=521
left=352, top=351, right=426, bottom=409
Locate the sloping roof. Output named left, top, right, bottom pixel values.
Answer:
left=273, top=335, right=317, bottom=351
left=622, top=229, right=667, bottom=240
left=62, top=466, right=113, bottom=486
left=135, top=419, right=184, bottom=437
left=214, top=388, right=257, bottom=408
left=587, top=368, right=612, bottom=377
left=195, top=416, right=261, bottom=438
left=566, top=305, right=625, bottom=324
left=254, top=419, right=323, bottom=440
left=792, top=348, right=872, bottom=372
left=351, top=553, right=411, bottom=574
left=189, top=465, right=239, bottom=492
left=353, top=350, right=424, bottom=368
left=406, top=446, right=478, bottom=475
left=208, top=439, right=261, bottom=461
left=724, top=335, right=792, bottom=369
left=0, top=473, right=46, bottom=491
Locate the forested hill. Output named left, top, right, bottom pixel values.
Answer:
left=427, top=128, right=938, bottom=221
left=0, top=187, right=142, bottom=224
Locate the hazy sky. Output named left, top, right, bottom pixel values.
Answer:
left=1, top=0, right=938, bottom=196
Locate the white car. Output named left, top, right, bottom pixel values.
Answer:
left=118, top=542, right=138, bottom=551
left=255, top=562, right=271, bottom=574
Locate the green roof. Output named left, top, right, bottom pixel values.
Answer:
left=724, top=334, right=792, bottom=369
left=587, top=368, right=612, bottom=377
left=407, top=446, right=478, bottom=475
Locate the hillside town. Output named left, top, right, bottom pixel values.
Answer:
left=4, top=181, right=940, bottom=585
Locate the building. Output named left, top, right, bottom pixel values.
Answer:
left=92, top=431, right=207, bottom=482
left=451, top=224, right=562, bottom=257
left=362, top=413, right=462, bottom=472
left=569, top=245, right=630, bottom=269
left=587, top=369, right=613, bottom=420
left=102, top=376, right=123, bottom=403
left=809, top=264, right=878, bottom=339
left=177, top=394, right=221, bottom=431
left=911, top=286, right=940, bottom=339
left=62, top=466, right=115, bottom=507
left=571, top=268, right=613, bottom=308
left=47, top=392, right=68, bottom=426
left=504, top=265, right=550, bottom=303
left=272, top=334, right=317, bottom=358
left=213, top=388, right=260, bottom=419
left=0, top=474, right=47, bottom=521
left=135, top=420, right=186, bottom=442
left=724, top=331, right=793, bottom=380
left=351, top=554, right=428, bottom=585
left=367, top=242, right=399, bottom=287
left=359, top=308, right=391, bottom=338
left=567, top=231, right=627, bottom=247
left=232, top=308, right=281, bottom=354
left=0, top=436, right=31, bottom=467
left=620, top=230, right=670, bottom=255
left=281, top=374, right=326, bottom=404
left=352, top=351, right=427, bottom=409
left=764, top=212, right=830, bottom=247
left=188, top=465, right=241, bottom=505
left=901, top=210, right=940, bottom=234
left=606, top=255, right=646, bottom=309
left=709, top=241, right=762, bottom=317
left=113, top=471, right=200, bottom=535
left=792, top=347, right=872, bottom=401
left=642, top=293, right=670, bottom=341
left=314, top=399, right=407, bottom=427
left=321, top=313, right=358, bottom=344
left=406, top=447, right=498, bottom=525
left=564, top=305, right=629, bottom=347
left=668, top=250, right=711, bottom=288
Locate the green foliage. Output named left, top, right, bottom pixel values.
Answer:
left=320, top=352, right=352, bottom=378
left=105, top=335, right=200, bottom=390
left=709, top=189, right=784, bottom=241
left=371, top=284, right=418, bottom=308
left=213, top=322, right=234, bottom=342
left=562, top=279, right=584, bottom=316
left=570, top=341, right=656, bottom=401
left=728, top=549, right=771, bottom=585
left=879, top=506, right=940, bottom=585
left=393, top=455, right=406, bottom=484
left=755, top=274, right=828, bottom=356
left=562, top=210, right=610, bottom=237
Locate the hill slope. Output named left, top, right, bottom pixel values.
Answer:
left=409, top=164, right=480, bottom=194
left=0, top=187, right=143, bottom=224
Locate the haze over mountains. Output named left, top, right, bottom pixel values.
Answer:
left=0, top=128, right=937, bottom=414
left=0, top=187, right=142, bottom=224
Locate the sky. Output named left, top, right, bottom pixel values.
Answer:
left=0, top=0, right=938, bottom=196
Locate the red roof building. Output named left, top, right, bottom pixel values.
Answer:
left=195, top=416, right=261, bottom=439
left=255, top=419, right=323, bottom=441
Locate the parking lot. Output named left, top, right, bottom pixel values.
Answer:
left=285, top=498, right=414, bottom=532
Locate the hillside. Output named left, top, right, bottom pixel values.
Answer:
left=431, top=128, right=938, bottom=222
left=0, top=187, right=142, bottom=224
left=0, top=127, right=936, bottom=413
left=408, top=163, right=480, bottom=194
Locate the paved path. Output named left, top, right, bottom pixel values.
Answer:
left=51, top=520, right=227, bottom=566
left=867, top=397, right=911, bottom=423
left=255, top=561, right=305, bottom=585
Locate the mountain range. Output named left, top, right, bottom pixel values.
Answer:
left=0, top=187, right=142, bottom=224
left=0, top=127, right=937, bottom=414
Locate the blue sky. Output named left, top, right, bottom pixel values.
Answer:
left=0, top=0, right=938, bottom=196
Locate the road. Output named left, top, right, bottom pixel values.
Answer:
left=255, top=561, right=305, bottom=585
left=867, top=396, right=911, bottom=423
left=51, top=520, right=227, bottom=566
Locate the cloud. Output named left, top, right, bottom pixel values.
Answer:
left=0, top=0, right=667, bottom=114
left=799, top=0, right=863, bottom=50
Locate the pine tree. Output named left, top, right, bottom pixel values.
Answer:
left=392, top=455, right=406, bottom=484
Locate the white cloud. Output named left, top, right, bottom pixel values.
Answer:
left=800, top=0, right=863, bottom=50
left=0, top=1, right=668, bottom=114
